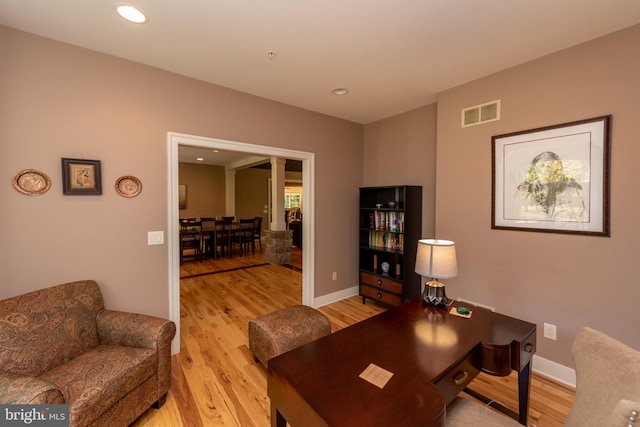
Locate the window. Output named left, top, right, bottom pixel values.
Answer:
left=285, top=193, right=301, bottom=208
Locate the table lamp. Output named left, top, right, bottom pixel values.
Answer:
left=414, top=239, right=458, bottom=307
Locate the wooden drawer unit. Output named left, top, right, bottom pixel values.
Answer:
left=434, top=349, right=481, bottom=404
left=360, top=271, right=402, bottom=294
left=482, top=329, right=537, bottom=375
left=359, top=271, right=403, bottom=306
left=359, top=283, right=402, bottom=306
left=512, top=330, right=536, bottom=371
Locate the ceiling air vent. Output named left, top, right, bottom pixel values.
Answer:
left=461, top=100, right=501, bottom=128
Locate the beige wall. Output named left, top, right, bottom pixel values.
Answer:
left=235, top=168, right=269, bottom=222
left=176, top=164, right=302, bottom=224
left=178, top=163, right=226, bottom=219
left=0, top=26, right=363, bottom=314
left=363, top=103, right=438, bottom=239
left=435, top=24, right=640, bottom=367
left=235, top=168, right=303, bottom=226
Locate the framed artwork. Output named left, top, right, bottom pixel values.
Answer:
left=492, top=115, right=611, bottom=236
left=61, top=158, right=102, bottom=195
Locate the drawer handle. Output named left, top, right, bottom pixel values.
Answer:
left=376, top=292, right=382, bottom=299
left=453, top=371, right=468, bottom=386
left=377, top=279, right=382, bottom=285
left=524, top=343, right=535, bottom=353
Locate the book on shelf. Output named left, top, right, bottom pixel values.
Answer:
left=371, top=211, right=405, bottom=233
left=368, top=230, right=404, bottom=251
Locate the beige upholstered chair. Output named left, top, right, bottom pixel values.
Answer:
left=564, top=327, right=640, bottom=426
left=446, top=327, right=640, bottom=426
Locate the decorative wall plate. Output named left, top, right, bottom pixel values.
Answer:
left=13, top=169, right=51, bottom=196
left=115, top=175, right=142, bottom=198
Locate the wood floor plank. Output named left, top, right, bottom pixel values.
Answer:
left=132, top=250, right=574, bottom=426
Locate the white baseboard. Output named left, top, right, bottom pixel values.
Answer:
left=313, top=286, right=359, bottom=308
left=532, top=355, right=576, bottom=388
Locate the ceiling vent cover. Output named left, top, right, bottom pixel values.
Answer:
left=462, top=100, right=501, bottom=127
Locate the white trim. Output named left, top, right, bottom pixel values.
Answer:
left=314, top=286, right=359, bottom=308
left=532, top=355, right=576, bottom=388
left=301, top=155, right=315, bottom=308
left=167, top=132, right=315, bottom=354
left=167, top=138, right=180, bottom=355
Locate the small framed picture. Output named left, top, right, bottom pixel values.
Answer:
left=61, top=158, right=102, bottom=195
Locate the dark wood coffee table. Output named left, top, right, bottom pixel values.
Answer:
left=267, top=298, right=536, bottom=426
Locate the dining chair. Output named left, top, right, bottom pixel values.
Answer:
left=252, top=216, right=263, bottom=252
left=446, top=326, right=640, bottom=426
left=214, top=218, right=233, bottom=258
left=232, top=218, right=255, bottom=256
left=200, top=218, right=215, bottom=258
left=179, top=219, right=202, bottom=264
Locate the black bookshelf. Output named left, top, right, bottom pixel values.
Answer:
left=359, top=185, right=422, bottom=306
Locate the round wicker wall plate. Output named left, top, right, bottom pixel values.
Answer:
left=115, top=175, right=142, bottom=198
left=13, top=169, right=51, bottom=196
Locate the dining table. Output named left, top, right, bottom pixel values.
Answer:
left=201, top=219, right=254, bottom=258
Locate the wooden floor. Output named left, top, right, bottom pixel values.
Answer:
left=132, top=249, right=574, bottom=427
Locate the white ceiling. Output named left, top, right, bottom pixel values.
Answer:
left=2, top=1, right=640, bottom=125
left=178, top=144, right=265, bottom=166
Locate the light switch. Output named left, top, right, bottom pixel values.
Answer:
left=147, top=231, right=164, bottom=245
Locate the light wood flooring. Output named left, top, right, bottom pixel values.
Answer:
left=132, top=249, right=574, bottom=426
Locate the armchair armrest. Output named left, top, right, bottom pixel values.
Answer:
left=96, top=309, right=175, bottom=349
left=96, top=309, right=176, bottom=394
left=608, top=399, right=639, bottom=427
left=0, top=371, right=65, bottom=404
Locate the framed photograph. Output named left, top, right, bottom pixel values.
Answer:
left=61, top=158, right=102, bottom=195
left=492, top=115, right=611, bottom=236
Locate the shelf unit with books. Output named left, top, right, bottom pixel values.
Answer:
left=359, top=185, right=422, bottom=306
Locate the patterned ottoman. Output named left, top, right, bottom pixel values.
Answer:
left=249, top=305, right=332, bottom=368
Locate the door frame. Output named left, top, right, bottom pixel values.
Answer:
left=167, top=132, right=315, bottom=354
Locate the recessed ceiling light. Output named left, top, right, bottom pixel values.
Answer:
left=196, top=157, right=204, bottom=161
left=332, top=88, right=349, bottom=96
left=115, top=4, right=147, bottom=24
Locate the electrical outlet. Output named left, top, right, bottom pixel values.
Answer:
left=543, top=323, right=557, bottom=341
left=332, top=272, right=337, bottom=280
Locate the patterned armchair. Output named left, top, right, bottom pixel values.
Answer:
left=0, top=280, right=176, bottom=427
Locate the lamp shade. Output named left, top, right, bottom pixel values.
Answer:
left=414, top=239, right=458, bottom=279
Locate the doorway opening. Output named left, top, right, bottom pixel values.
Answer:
left=167, top=132, right=315, bottom=354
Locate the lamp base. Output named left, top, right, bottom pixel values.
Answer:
left=422, top=279, right=448, bottom=307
